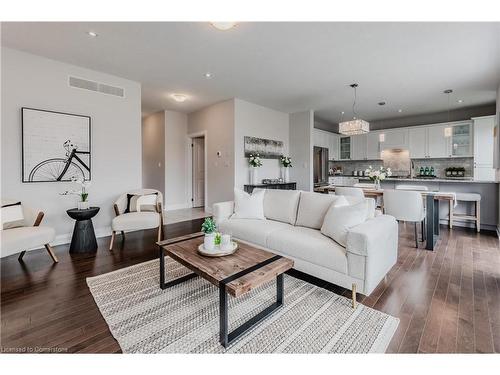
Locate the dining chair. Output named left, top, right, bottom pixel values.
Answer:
left=383, top=190, right=425, bottom=248
left=335, top=186, right=365, bottom=199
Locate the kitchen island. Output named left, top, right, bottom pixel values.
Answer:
left=318, top=177, right=498, bottom=232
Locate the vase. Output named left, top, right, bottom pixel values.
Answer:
left=78, top=201, right=89, bottom=210
left=204, top=233, right=215, bottom=251
left=281, top=167, right=290, bottom=183
left=374, top=180, right=381, bottom=190
left=250, top=167, right=259, bottom=185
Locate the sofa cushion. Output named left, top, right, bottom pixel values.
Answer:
left=254, top=188, right=301, bottom=225
left=321, top=201, right=367, bottom=247
left=266, top=226, right=347, bottom=274
left=295, top=192, right=344, bottom=229
left=218, top=218, right=292, bottom=248
left=112, top=212, right=160, bottom=231
left=1, top=226, right=55, bottom=258
left=232, top=188, right=265, bottom=220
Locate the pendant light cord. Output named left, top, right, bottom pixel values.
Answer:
left=352, top=85, right=358, bottom=119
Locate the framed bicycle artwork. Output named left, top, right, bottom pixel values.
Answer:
left=22, top=107, right=91, bottom=183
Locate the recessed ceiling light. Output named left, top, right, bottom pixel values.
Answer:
left=398, top=109, right=403, bottom=113
left=171, top=94, right=188, bottom=103
left=204, top=72, right=213, bottom=79
left=87, top=31, right=98, bottom=37
left=378, top=101, right=386, bottom=106
left=457, top=99, right=463, bottom=103
left=210, top=22, right=237, bottom=31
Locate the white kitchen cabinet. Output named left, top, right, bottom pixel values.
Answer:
left=366, top=132, right=381, bottom=160
left=473, top=116, right=495, bottom=181
left=329, top=133, right=339, bottom=160
left=380, top=128, right=408, bottom=150
left=408, top=127, right=427, bottom=158
left=351, top=134, right=367, bottom=160
left=427, top=124, right=449, bottom=158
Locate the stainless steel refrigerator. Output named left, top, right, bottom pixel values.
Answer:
left=313, top=146, right=329, bottom=187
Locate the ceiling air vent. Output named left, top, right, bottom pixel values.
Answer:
left=69, top=76, right=125, bottom=98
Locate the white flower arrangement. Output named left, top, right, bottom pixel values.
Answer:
left=248, top=153, right=263, bottom=167
left=280, top=155, right=292, bottom=168
left=61, top=177, right=91, bottom=202
left=365, top=166, right=392, bottom=183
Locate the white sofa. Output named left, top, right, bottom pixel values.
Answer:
left=213, top=189, right=398, bottom=296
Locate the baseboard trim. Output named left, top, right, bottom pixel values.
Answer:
left=51, top=226, right=112, bottom=247
left=439, top=219, right=496, bottom=232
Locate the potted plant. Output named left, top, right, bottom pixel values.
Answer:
left=280, top=156, right=292, bottom=182
left=248, top=153, right=263, bottom=185
left=201, top=217, right=217, bottom=251
left=364, top=166, right=392, bottom=189
left=61, top=177, right=91, bottom=209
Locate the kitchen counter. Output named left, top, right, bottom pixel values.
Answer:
left=329, top=175, right=498, bottom=184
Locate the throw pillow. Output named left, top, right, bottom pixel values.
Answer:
left=126, top=193, right=158, bottom=213
left=295, top=192, right=345, bottom=229
left=321, top=201, right=367, bottom=247
left=1, top=202, right=25, bottom=230
left=231, top=188, right=265, bottom=220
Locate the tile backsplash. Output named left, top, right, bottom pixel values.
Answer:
left=329, top=156, right=473, bottom=178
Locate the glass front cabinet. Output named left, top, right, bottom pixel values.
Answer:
left=450, top=123, right=472, bottom=157
left=339, top=136, right=351, bottom=160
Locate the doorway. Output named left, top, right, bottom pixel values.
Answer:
left=191, top=136, right=205, bottom=208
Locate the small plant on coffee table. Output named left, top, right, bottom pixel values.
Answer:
left=201, top=217, right=216, bottom=234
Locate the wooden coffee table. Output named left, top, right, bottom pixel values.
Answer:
left=157, top=233, right=294, bottom=348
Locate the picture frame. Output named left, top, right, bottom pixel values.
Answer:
left=21, top=107, right=91, bottom=183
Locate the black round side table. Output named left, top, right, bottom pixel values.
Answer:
left=66, top=207, right=100, bottom=254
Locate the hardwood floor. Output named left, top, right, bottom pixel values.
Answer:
left=1, top=219, right=498, bottom=353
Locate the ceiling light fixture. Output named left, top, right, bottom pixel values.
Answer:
left=210, top=22, right=237, bottom=31
left=339, top=84, right=369, bottom=135
left=171, top=94, right=188, bottom=103
left=398, top=109, right=403, bottom=113
left=204, top=72, right=213, bottom=79
left=87, top=31, right=98, bottom=37
left=378, top=101, right=386, bottom=106
left=457, top=99, right=463, bottom=103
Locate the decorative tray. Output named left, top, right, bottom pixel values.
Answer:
left=197, top=241, right=238, bottom=257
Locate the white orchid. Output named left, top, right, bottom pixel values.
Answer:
left=248, top=153, right=262, bottom=167
left=280, top=155, right=292, bottom=168
left=365, top=166, right=391, bottom=183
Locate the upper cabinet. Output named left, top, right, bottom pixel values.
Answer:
left=380, top=129, right=408, bottom=150
left=427, top=124, right=449, bottom=158
left=312, top=128, right=339, bottom=160
left=450, top=123, right=472, bottom=157
left=351, top=134, right=366, bottom=160
left=339, top=136, right=351, bottom=160
left=366, top=132, right=382, bottom=160
left=408, top=127, right=427, bottom=158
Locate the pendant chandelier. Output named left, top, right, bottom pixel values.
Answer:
left=339, top=83, right=370, bottom=135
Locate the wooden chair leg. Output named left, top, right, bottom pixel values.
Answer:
left=414, top=222, right=418, bottom=248
left=109, top=231, right=116, bottom=250
left=45, top=244, right=58, bottom=263
left=449, top=200, right=453, bottom=229
left=352, top=283, right=357, bottom=309
left=157, top=225, right=162, bottom=242
left=18, top=250, right=26, bottom=262
left=476, top=201, right=481, bottom=233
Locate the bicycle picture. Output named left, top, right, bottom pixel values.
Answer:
left=22, top=107, right=91, bottom=183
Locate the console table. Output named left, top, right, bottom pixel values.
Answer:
left=244, top=182, right=296, bottom=194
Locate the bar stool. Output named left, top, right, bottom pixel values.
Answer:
left=449, top=193, right=481, bottom=232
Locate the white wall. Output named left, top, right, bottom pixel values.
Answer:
left=1, top=48, right=142, bottom=244
left=165, top=110, right=189, bottom=210
left=142, top=111, right=165, bottom=198
left=496, top=81, right=500, bottom=234
left=188, top=100, right=234, bottom=210
left=289, top=110, right=314, bottom=191
left=234, top=99, right=289, bottom=189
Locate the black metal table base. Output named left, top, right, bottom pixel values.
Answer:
left=425, top=195, right=440, bottom=251
left=158, top=244, right=284, bottom=348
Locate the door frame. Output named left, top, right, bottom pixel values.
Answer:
left=187, top=131, right=208, bottom=212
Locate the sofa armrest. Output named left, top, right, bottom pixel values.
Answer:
left=213, top=201, right=234, bottom=224
left=346, top=214, right=398, bottom=257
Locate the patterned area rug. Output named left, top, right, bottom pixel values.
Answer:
left=87, top=258, right=398, bottom=353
